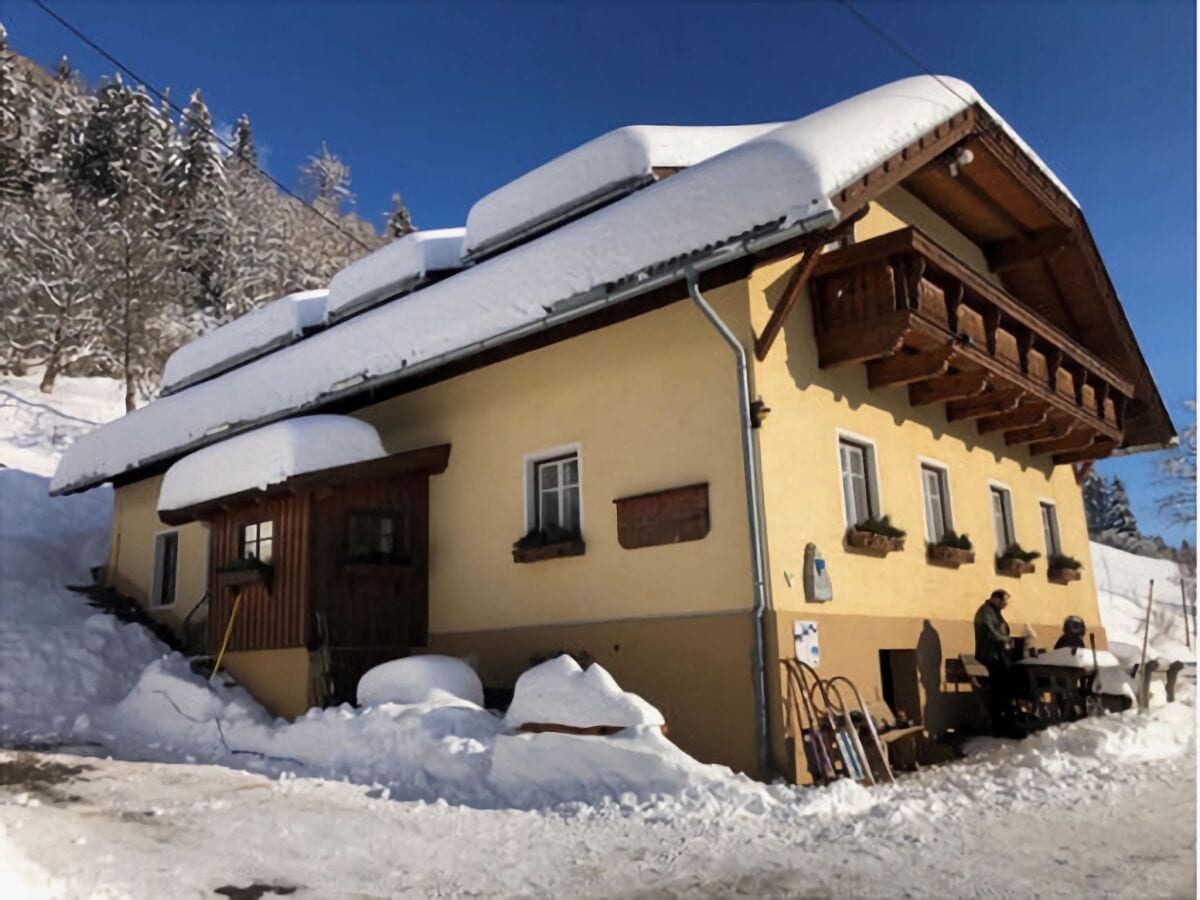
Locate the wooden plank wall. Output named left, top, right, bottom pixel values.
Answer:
left=207, top=493, right=311, bottom=652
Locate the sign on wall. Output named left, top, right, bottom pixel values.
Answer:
left=793, top=620, right=820, bottom=667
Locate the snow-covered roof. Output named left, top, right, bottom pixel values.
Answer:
left=160, top=290, right=329, bottom=395
left=156, top=416, right=385, bottom=514
left=54, top=76, right=1076, bottom=495
left=327, top=228, right=465, bottom=322
left=463, top=124, right=783, bottom=259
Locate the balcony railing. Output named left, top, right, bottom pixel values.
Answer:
left=809, top=228, right=1133, bottom=464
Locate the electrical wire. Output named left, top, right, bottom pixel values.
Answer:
left=30, top=0, right=375, bottom=252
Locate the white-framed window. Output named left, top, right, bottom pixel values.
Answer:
left=920, top=463, right=953, bottom=543
left=1040, top=501, right=1062, bottom=557
left=242, top=520, right=274, bottom=563
left=525, top=447, right=582, bottom=535
left=838, top=436, right=879, bottom=527
left=150, top=530, right=179, bottom=608
left=990, top=485, right=1016, bottom=553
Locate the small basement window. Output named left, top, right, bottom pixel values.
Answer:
left=242, top=520, right=274, bottom=564
left=838, top=437, right=879, bottom=528
left=535, top=453, right=581, bottom=534
left=151, top=531, right=179, bottom=608
left=347, top=511, right=403, bottom=563
left=990, top=486, right=1015, bottom=554
left=1041, top=502, right=1062, bottom=557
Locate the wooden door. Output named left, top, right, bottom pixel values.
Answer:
left=309, top=473, right=430, bottom=704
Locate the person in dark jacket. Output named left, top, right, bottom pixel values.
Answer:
left=974, top=589, right=1016, bottom=736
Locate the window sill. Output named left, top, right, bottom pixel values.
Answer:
left=512, top=539, right=586, bottom=564
left=927, top=544, right=975, bottom=568
left=216, top=563, right=273, bottom=590
left=845, top=529, right=906, bottom=556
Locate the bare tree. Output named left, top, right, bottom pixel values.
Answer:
left=1157, top=401, right=1196, bottom=528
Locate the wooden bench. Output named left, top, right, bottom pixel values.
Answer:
left=946, top=654, right=990, bottom=691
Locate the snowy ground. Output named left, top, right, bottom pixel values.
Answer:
left=1, top=374, right=1195, bottom=898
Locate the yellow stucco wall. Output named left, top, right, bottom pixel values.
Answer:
left=107, top=473, right=209, bottom=633
left=749, top=203, right=1102, bottom=631
left=220, top=648, right=313, bottom=719
left=357, top=281, right=756, bottom=634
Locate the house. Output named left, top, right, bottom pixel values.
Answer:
left=52, top=76, right=1174, bottom=780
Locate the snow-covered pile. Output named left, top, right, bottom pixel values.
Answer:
left=464, top=124, right=781, bottom=257
left=0, top=371, right=125, bottom=476
left=1092, top=540, right=1194, bottom=664
left=357, top=655, right=484, bottom=708
left=54, top=76, right=1078, bottom=496
left=0, top=471, right=167, bottom=744
left=504, top=655, right=666, bottom=729
left=160, top=289, right=328, bottom=395
left=328, top=228, right=464, bottom=321
left=157, top=415, right=385, bottom=513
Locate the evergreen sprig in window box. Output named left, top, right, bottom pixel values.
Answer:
left=216, top=557, right=273, bottom=590
left=1047, top=553, right=1083, bottom=583
left=927, top=530, right=974, bottom=567
left=512, top=525, right=585, bottom=564
left=996, top=543, right=1040, bottom=577
left=845, top=516, right=906, bottom=555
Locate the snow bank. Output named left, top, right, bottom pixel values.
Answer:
left=160, top=289, right=329, bottom=395
left=357, top=655, right=484, bottom=708
left=157, top=415, right=385, bottom=513
left=327, top=228, right=464, bottom=321
left=54, top=76, right=1077, bottom=496
left=1092, top=541, right=1194, bottom=664
left=464, top=124, right=781, bottom=257
left=504, top=656, right=665, bottom=729
left=0, top=371, right=125, bottom=477
left=0, top=471, right=168, bottom=744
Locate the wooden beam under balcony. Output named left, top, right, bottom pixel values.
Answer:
left=946, top=387, right=1023, bottom=422
left=866, top=348, right=952, bottom=389
left=976, top=399, right=1049, bottom=435
left=1005, top=415, right=1075, bottom=446
left=983, top=226, right=1071, bottom=272
left=1028, top=428, right=1099, bottom=457
left=815, top=312, right=910, bottom=368
left=908, top=369, right=989, bottom=406
left=1053, top=438, right=1118, bottom=466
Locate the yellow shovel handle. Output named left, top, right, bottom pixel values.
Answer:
left=209, top=590, right=243, bottom=682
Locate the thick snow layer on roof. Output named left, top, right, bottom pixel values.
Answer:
left=156, top=416, right=385, bottom=513
left=161, top=289, right=329, bottom=394
left=464, top=123, right=782, bottom=256
left=504, top=656, right=665, bottom=729
left=54, top=76, right=1075, bottom=494
left=327, top=228, right=464, bottom=321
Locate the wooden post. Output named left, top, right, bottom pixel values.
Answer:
left=1181, top=579, right=1192, bottom=652
left=1137, top=579, right=1155, bottom=711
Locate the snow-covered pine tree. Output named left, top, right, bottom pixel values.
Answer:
left=1105, top=476, right=1140, bottom=537
left=386, top=192, right=415, bottom=239
left=1082, top=469, right=1111, bottom=536
left=288, top=143, right=378, bottom=287
left=299, top=142, right=353, bottom=215
left=231, top=113, right=256, bottom=165
left=0, top=23, right=38, bottom=200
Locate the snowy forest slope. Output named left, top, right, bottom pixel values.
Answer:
left=0, top=22, right=415, bottom=409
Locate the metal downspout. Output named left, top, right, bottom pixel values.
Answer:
left=685, top=270, right=772, bottom=778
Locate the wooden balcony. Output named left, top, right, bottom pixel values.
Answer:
left=809, top=228, right=1134, bottom=464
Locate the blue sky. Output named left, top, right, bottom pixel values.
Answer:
left=6, top=0, right=1195, bottom=539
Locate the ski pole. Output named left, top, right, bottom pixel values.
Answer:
left=1138, top=579, right=1155, bottom=711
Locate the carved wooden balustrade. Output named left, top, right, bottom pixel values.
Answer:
left=809, top=228, right=1133, bottom=465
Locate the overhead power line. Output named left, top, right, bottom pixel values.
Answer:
left=30, top=0, right=375, bottom=252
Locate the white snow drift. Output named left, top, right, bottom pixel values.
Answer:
left=156, top=415, right=385, bottom=513
left=53, top=75, right=1077, bottom=496
left=160, top=289, right=329, bottom=395
left=504, top=655, right=666, bottom=729
left=357, top=655, right=485, bottom=708
left=327, top=227, right=465, bottom=321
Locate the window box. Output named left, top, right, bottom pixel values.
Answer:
left=216, top=558, right=273, bottom=590
left=927, top=543, right=975, bottom=567
left=1048, top=566, right=1082, bottom=583
left=845, top=528, right=905, bottom=555
left=513, top=538, right=586, bottom=564
left=996, top=556, right=1036, bottom=577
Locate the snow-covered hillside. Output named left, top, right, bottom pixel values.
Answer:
left=0, top=372, right=124, bottom=476
left=1092, top=540, right=1195, bottom=664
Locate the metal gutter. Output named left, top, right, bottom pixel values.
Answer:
left=684, top=271, right=773, bottom=779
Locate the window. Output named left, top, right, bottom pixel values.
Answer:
left=921, top=464, right=953, bottom=543
left=534, top=453, right=581, bottom=533
left=1041, top=502, right=1062, bottom=557
left=151, top=531, right=179, bottom=608
left=838, top=438, right=878, bottom=527
left=990, top=486, right=1015, bottom=553
left=347, top=511, right=402, bottom=562
left=242, top=520, right=274, bottom=564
